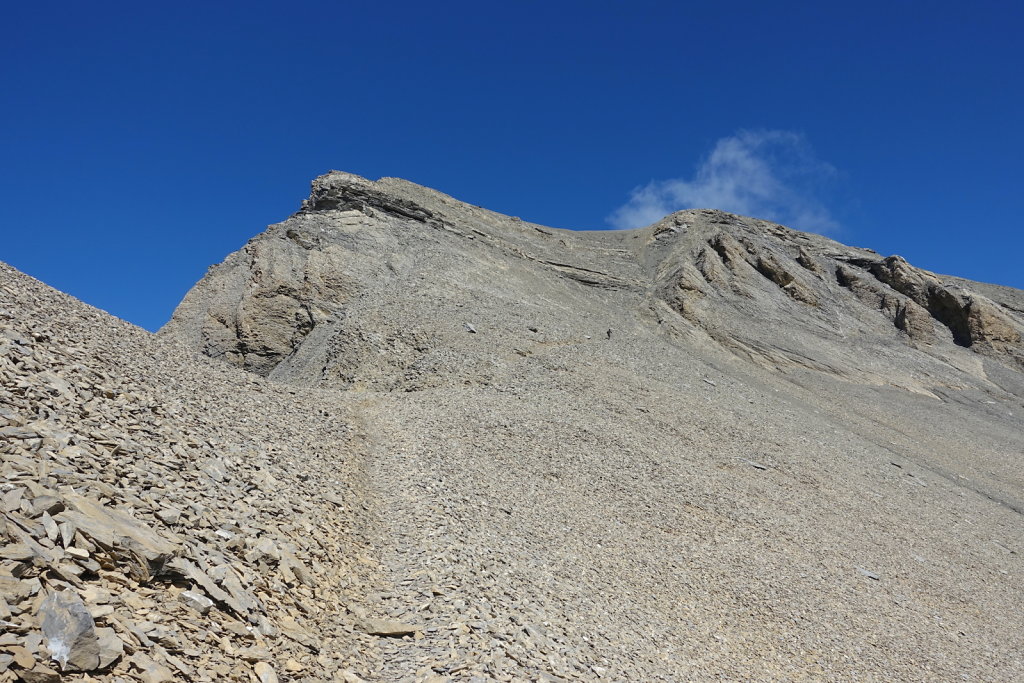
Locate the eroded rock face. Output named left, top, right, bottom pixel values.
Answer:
left=649, top=211, right=1024, bottom=375
left=966, top=294, right=1022, bottom=346
left=170, top=236, right=353, bottom=375
left=851, top=254, right=1022, bottom=355
left=163, top=174, right=1024, bottom=390
left=302, top=171, right=437, bottom=223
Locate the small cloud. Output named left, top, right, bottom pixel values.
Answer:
left=608, top=130, right=840, bottom=234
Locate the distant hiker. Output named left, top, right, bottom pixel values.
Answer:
left=606, top=328, right=613, bottom=340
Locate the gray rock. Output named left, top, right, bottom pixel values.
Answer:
left=155, top=507, right=181, bottom=525
left=179, top=590, right=214, bottom=615
left=39, top=590, right=99, bottom=671
left=14, top=664, right=62, bottom=682
left=856, top=566, right=881, bottom=581
left=56, top=494, right=179, bottom=582
left=129, top=652, right=174, bottom=683
left=94, top=627, right=124, bottom=668
left=254, top=661, right=279, bottom=683
left=356, top=617, right=419, bottom=637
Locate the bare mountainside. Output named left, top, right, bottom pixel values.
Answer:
left=0, top=263, right=390, bottom=682
left=3, top=172, right=1023, bottom=682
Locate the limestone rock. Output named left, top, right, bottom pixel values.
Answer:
left=129, top=653, right=173, bottom=683
left=253, top=661, right=279, bottom=683
left=93, top=628, right=123, bottom=669
left=178, top=590, right=213, bottom=615
left=56, top=495, right=179, bottom=582
left=355, top=618, right=419, bottom=637
left=38, top=590, right=99, bottom=671
left=966, top=294, right=1022, bottom=345
left=14, top=664, right=61, bottom=683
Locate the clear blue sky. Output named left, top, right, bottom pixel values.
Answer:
left=3, top=1, right=1021, bottom=331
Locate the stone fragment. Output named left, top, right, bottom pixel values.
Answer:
left=254, top=661, right=279, bottom=683
left=94, top=627, right=124, bottom=668
left=29, top=496, right=63, bottom=518
left=356, top=617, right=419, bottom=637
left=64, top=546, right=89, bottom=560
left=56, top=495, right=179, bottom=582
left=216, top=566, right=262, bottom=614
left=179, top=590, right=213, bottom=615
left=0, top=545, right=33, bottom=562
left=38, top=590, right=100, bottom=671
left=162, top=651, right=194, bottom=677
left=14, top=663, right=61, bottom=682
left=335, top=672, right=369, bottom=683
left=0, top=577, right=32, bottom=603
left=856, top=566, right=880, bottom=580
left=1, top=577, right=39, bottom=607
left=235, top=646, right=271, bottom=662
left=130, top=652, right=174, bottom=683
left=277, top=616, right=318, bottom=649
left=281, top=551, right=315, bottom=586
left=38, top=514, right=59, bottom=543
left=167, top=558, right=246, bottom=616
left=0, top=427, right=40, bottom=440
left=199, top=457, right=228, bottom=483
left=154, top=508, right=181, bottom=525
left=7, top=646, right=34, bottom=668
left=78, top=586, right=111, bottom=605
left=86, top=603, right=113, bottom=619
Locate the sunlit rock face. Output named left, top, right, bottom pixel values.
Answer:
left=7, top=170, right=1021, bottom=681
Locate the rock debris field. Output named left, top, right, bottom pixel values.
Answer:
left=2, top=171, right=1023, bottom=681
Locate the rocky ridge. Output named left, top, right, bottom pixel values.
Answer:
left=166, top=172, right=1024, bottom=392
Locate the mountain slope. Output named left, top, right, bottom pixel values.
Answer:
left=0, top=263, right=390, bottom=682
left=160, top=172, right=1024, bottom=681
left=2, top=170, right=1021, bottom=681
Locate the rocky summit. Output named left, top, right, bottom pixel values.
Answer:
left=2, top=171, right=1023, bottom=682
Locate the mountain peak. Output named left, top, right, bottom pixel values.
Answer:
left=4, top=172, right=1023, bottom=680
left=165, top=173, right=1024, bottom=386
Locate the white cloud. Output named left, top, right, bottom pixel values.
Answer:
left=607, top=130, right=840, bottom=233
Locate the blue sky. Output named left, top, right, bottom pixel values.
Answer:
left=2, top=1, right=1022, bottom=331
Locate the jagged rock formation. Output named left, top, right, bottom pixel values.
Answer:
left=3, top=171, right=1023, bottom=681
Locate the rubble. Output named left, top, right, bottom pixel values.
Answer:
left=0, top=263, right=383, bottom=681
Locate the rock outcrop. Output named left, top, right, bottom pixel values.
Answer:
left=166, top=172, right=1024, bottom=391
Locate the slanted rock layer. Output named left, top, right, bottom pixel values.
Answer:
left=167, top=172, right=1024, bottom=391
